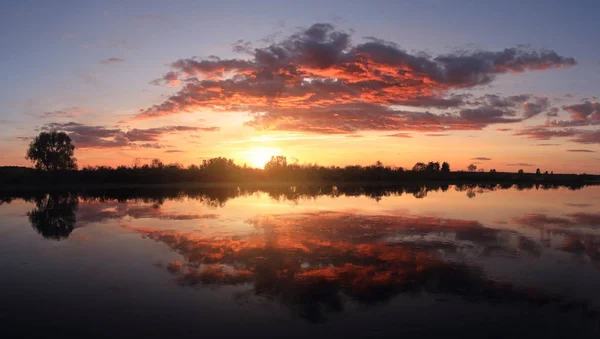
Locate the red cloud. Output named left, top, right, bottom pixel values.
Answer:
left=135, top=23, right=575, bottom=134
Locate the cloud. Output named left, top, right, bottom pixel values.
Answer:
left=562, top=101, right=600, bottom=121
left=496, top=128, right=512, bottom=132
left=135, top=23, right=575, bottom=135
left=386, top=133, right=412, bottom=138
left=164, top=150, right=184, bottom=153
left=471, top=157, right=492, bottom=160
left=506, top=163, right=535, bottom=167
left=38, top=106, right=86, bottom=119
left=571, top=130, right=600, bottom=144
left=425, top=133, right=450, bottom=137
left=533, top=143, right=559, bottom=146
left=546, top=107, right=560, bottom=117
left=40, top=122, right=219, bottom=149
left=516, top=127, right=600, bottom=144
left=150, top=71, right=180, bottom=87
left=566, top=149, right=595, bottom=153
left=522, top=97, right=550, bottom=118
left=100, top=57, right=125, bottom=64
left=513, top=126, right=577, bottom=140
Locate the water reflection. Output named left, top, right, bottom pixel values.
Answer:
left=27, top=193, right=78, bottom=240
left=1, top=184, right=599, bottom=332
left=0, top=182, right=589, bottom=209
left=123, top=209, right=600, bottom=323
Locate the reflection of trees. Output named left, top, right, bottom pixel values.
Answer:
left=27, top=194, right=78, bottom=240
left=0, top=183, right=590, bottom=209
left=127, top=211, right=596, bottom=322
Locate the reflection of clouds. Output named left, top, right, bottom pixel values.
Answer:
left=126, top=211, right=595, bottom=322
left=76, top=200, right=219, bottom=224
left=513, top=212, right=600, bottom=268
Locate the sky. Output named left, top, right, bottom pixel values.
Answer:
left=1, top=0, right=599, bottom=173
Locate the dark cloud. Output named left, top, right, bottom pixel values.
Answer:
left=478, top=94, right=531, bottom=108
left=546, top=107, right=560, bottom=117
left=150, top=71, right=180, bottom=86
left=100, top=57, right=125, bottom=64
left=566, top=203, right=592, bottom=208
left=534, top=143, right=559, bottom=146
left=231, top=39, right=253, bottom=54
left=164, top=150, right=184, bottom=153
left=571, top=130, right=600, bottom=144
left=563, top=101, right=600, bottom=121
left=496, top=128, right=512, bottom=132
left=471, top=157, right=492, bottom=160
left=506, top=163, right=535, bottom=167
left=514, top=126, right=578, bottom=140
left=566, top=149, right=595, bottom=153
left=516, top=126, right=600, bottom=144
left=40, top=122, right=219, bottom=149
left=135, top=23, right=575, bottom=135
left=523, top=97, right=550, bottom=118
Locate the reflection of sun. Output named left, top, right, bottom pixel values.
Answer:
left=243, top=147, right=282, bottom=169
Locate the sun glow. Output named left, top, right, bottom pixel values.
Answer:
left=242, top=147, right=282, bottom=169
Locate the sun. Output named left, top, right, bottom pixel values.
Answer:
left=243, top=147, right=282, bottom=169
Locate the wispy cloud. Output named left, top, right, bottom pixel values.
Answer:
left=506, top=163, right=535, bottom=167
left=566, top=149, right=595, bottom=153
left=100, top=57, right=125, bottom=65
left=38, top=107, right=87, bottom=119
left=386, top=133, right=412, bottom=138
left=39, top=122, right=219, bottom=149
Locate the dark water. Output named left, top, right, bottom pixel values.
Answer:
left=1, top=184, right=599, bottom=338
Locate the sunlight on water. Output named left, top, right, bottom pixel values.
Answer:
left=1, top=184, right=599, bottom=337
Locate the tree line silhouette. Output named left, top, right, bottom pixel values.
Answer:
left=2, top=131, right=596, bottom=186
left=2, top=155, right=597, bottom=186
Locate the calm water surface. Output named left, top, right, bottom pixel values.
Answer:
left=1, top=185, right=599, bottom=338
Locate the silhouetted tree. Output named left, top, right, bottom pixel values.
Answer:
left=151, top=158, right=164, bottom=168
left=441, top=162, right=450, bottom=173
left=489, top=169, right=497, bottom=173
left=412, top=162, right=427, bottom=172
left=26, top=131, right=77, bottom=171
left=518, top=169, right=524, bottom=174
left=426, top=161, right=440, bottom=172
left=27, top=194, right=78, bottom=240
left=467, top=164, right=477, bottom=172
left=536, top=168, right=541, bottom=175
